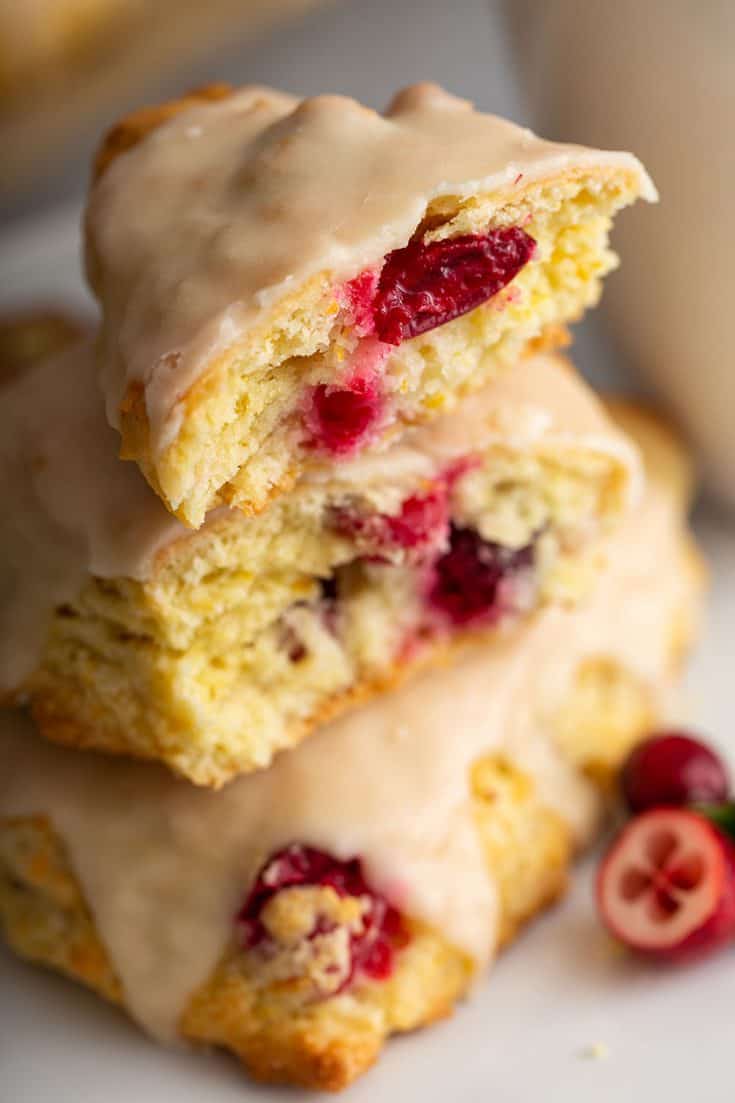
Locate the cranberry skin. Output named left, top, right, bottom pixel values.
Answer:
left=427, top=525, right=534, bottom=627
left=622, top=732, right=730, bottom=814
left=373, top=227, right=536, bottom=345
left=596, top=808, right=735, bottom=962
left=304, top=375, right=383, bottom=455
left=236, top=844, right=407, bottom=988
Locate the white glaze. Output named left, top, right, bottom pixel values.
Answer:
left=86, top=82, right=655, bottom=451
left=0, top=463, right=688, bottom=1042
left=0, top=344, right=639, bottom=692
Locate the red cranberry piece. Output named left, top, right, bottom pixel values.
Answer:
left=236, top=844, right=407, bottom=989
left=342, top=269, right=379, bottom=336
left=596, top=808, right=735, bottom=962
left=372, top=227, right=536, bottom=346
left=385, top=488, right=449, bottom=550
left=427, top=525, right=534, bottom=628
left=303, top=372, right=384, bottom=455
left=333, top=484, right=450, bottom=559
left=622, top=732, right=730, bottom=814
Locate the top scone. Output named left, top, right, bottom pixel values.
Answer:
left=86, top=82, right=655, bottom=527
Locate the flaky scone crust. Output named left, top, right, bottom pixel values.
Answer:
left=29, top=628, right=503, bottom=787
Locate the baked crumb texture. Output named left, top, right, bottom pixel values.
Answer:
left=89, top=86, right=646, bottom=526
left=26, top=357, right=636, bottom=788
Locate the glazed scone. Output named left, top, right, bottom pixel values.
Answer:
left=0, top=755, right=568, bottom=1091
left=0, top=432, right=704, bottom=1091
left=1, top=326, right=642, bottom=785
left=86, top=82, right=655, bottom=525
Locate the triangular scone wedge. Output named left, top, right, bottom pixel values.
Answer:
left=86, top=82, right=655, bottom=525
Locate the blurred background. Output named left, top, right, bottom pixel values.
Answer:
left=1, top=0, right=733, bottom=504
left=0, top=0, right=525, bottom=223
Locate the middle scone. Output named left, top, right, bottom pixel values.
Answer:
left=1, top=339, right=641, bottom=786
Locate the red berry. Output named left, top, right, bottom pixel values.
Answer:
left=622, top=732, right=730, bottom=813
left=426, top=525, right=535, bottom=627
left=385, top=488, right=449, bottom=550
left=304, top=373, right=384, bottom=455
left=342, top=269, right=379, bottom=336
left=236, top=844, right=407, bottom=990
left=332, top=483, right=450, bottom=560
left=596, top=808, right=735, bottom=962
left=372, top=227, right=536, bottom=345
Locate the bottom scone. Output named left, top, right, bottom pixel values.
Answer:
left=0, top=404, right=704, bottom=1092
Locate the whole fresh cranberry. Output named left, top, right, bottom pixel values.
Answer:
left=622, top=732, right=730, bottom=814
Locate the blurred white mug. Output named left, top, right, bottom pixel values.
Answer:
left=509, top=0, right=735, bottom=507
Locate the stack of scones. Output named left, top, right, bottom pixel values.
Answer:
left=0, top=83, right=704, bottom=1091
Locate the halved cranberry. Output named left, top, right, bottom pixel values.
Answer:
left=597, top=808, right=735, bottom=962
left=621, top=732, right=730, bottom=814
left=236, top=844, right=407, bottom=989
left=373, top=227, right=536, bottom=345
left=427, top=525, right=535, bottom=628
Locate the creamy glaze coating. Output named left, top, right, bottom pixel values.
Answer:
left=0, top=343, right=640, bottom=693
left=86, top=82, right=655, bottom=449
left=0, top=464, right=688, bottom=1042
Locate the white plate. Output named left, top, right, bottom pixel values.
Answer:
left=1, top=206, right=734, bottom=1103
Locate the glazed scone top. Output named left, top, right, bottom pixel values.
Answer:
left=0, top=457, right=691, bottom=1042
left=86, top=82, right=656, bottom=451
left=0, top=342, right=641, bottom=693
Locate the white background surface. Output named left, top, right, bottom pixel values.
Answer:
left=1, top=3, right=734, bottom=1087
